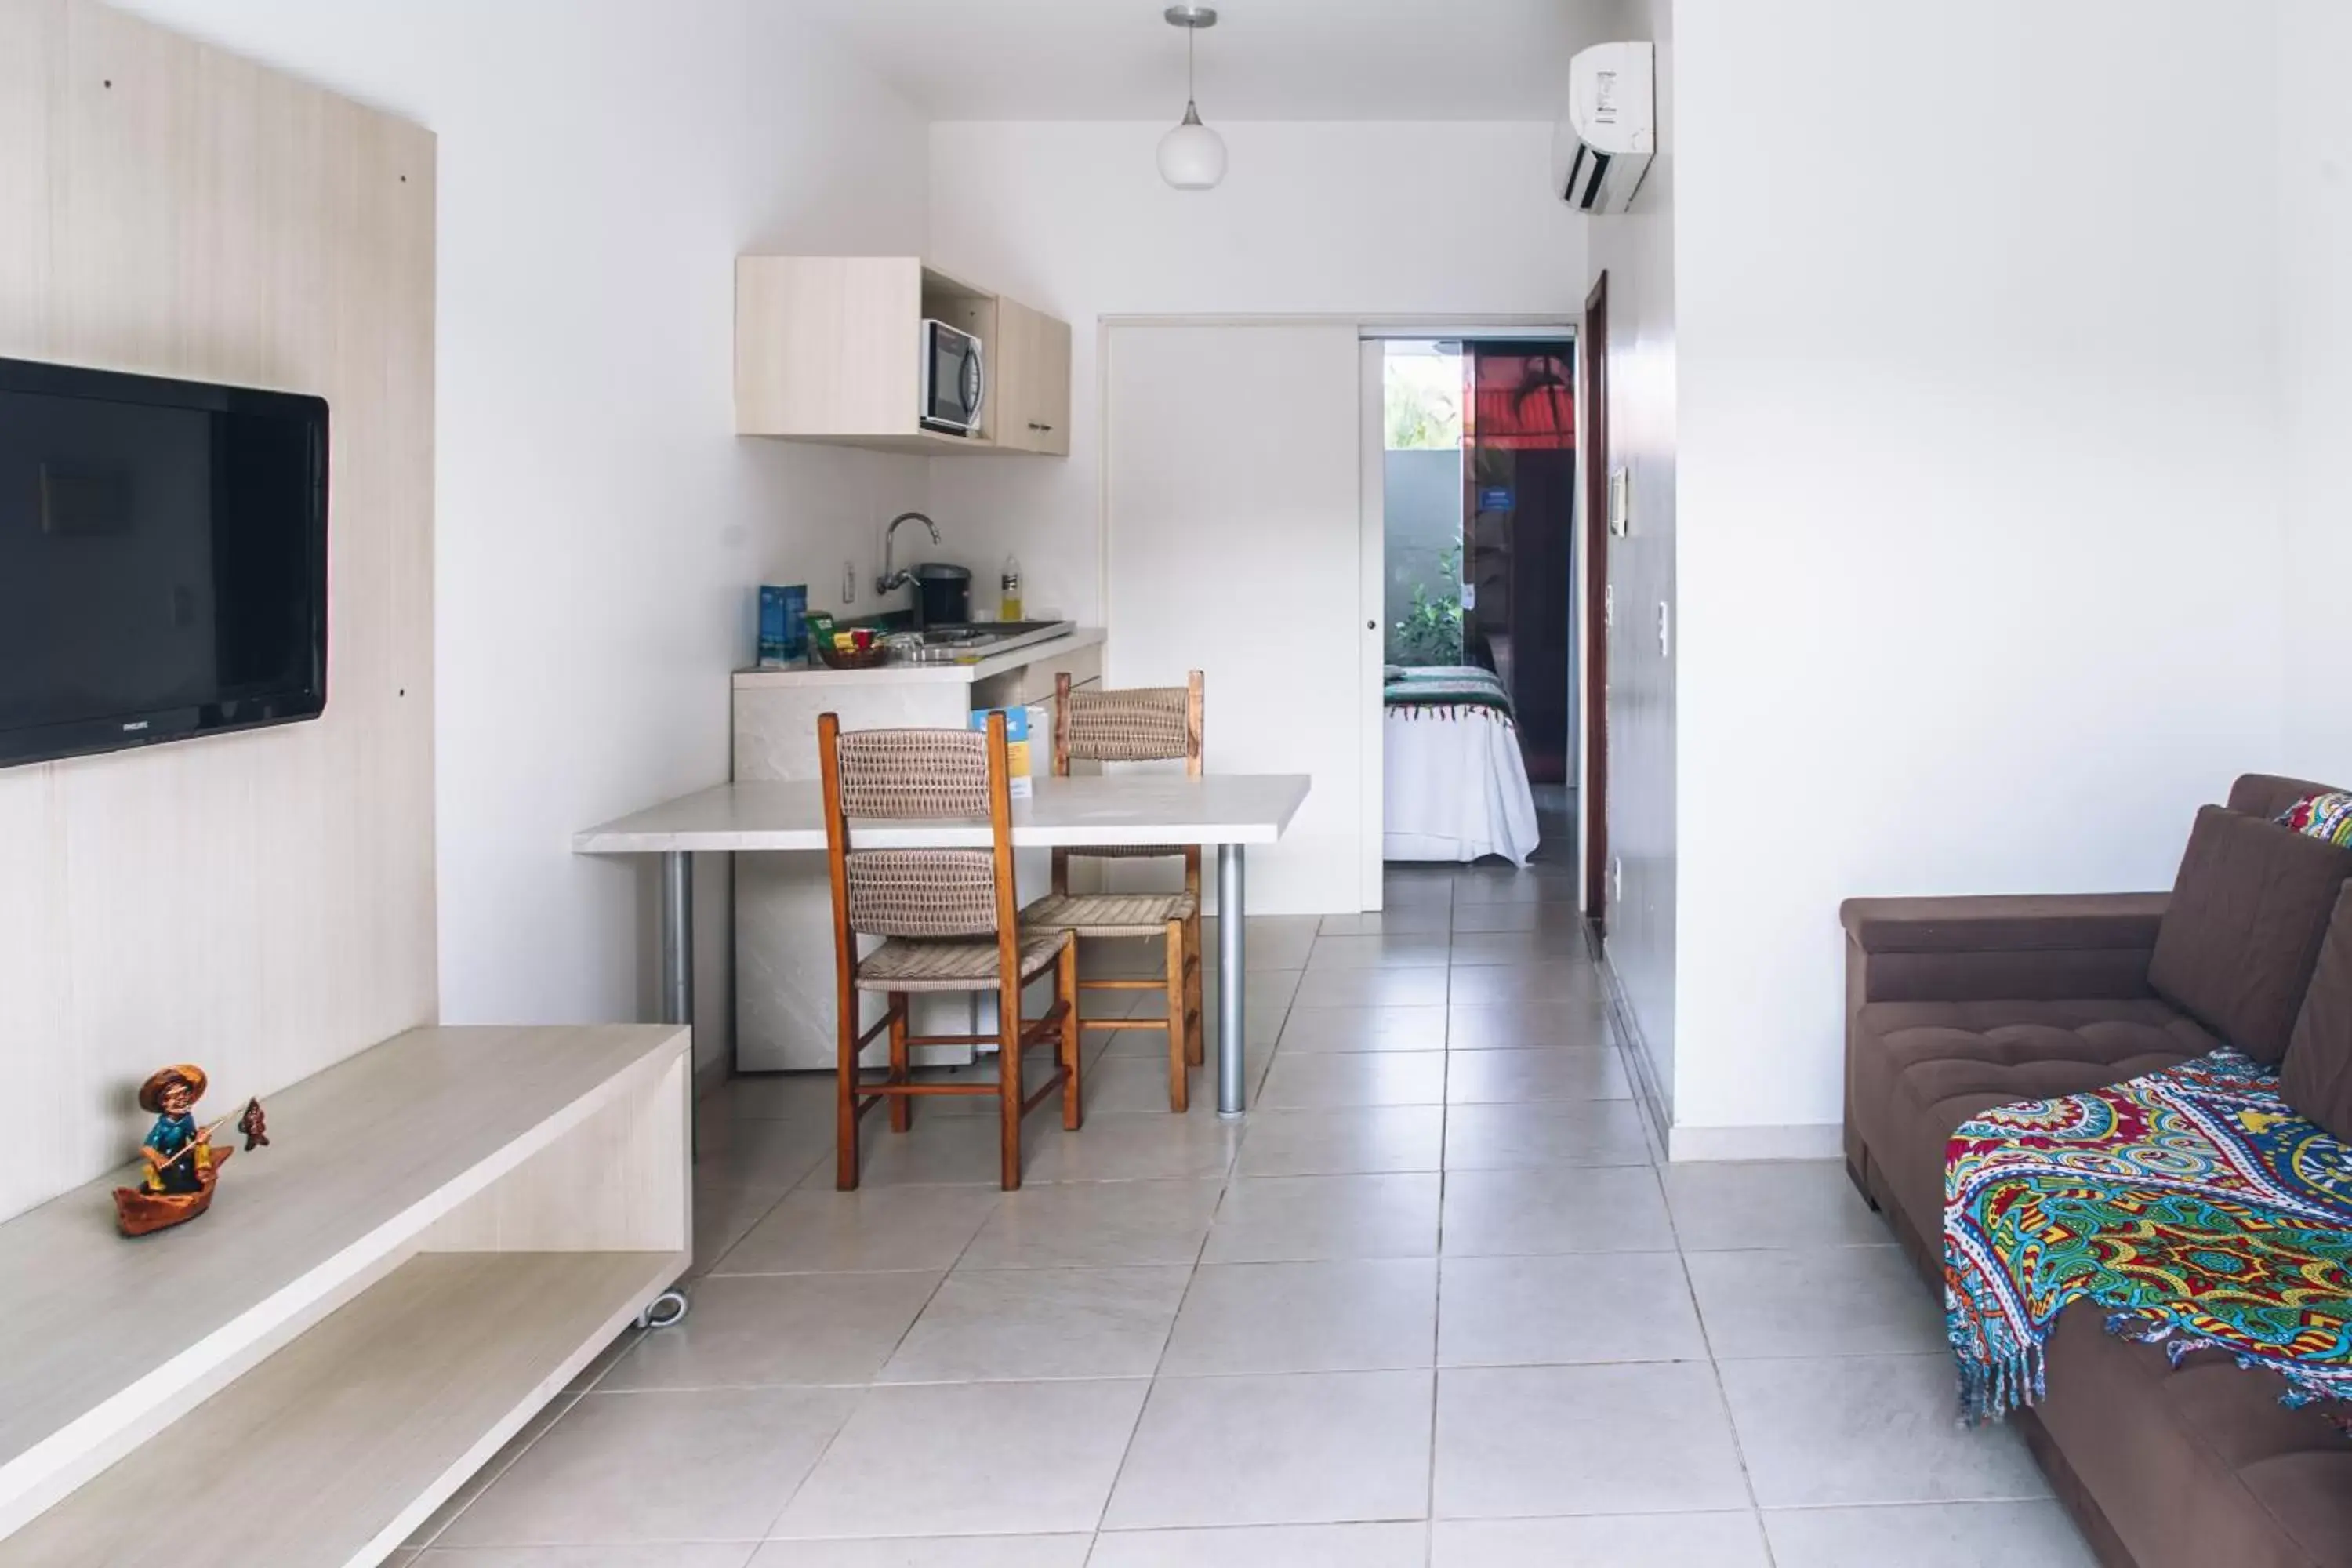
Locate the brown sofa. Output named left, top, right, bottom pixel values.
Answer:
left=1842, top=774, right=2352, bottom=1568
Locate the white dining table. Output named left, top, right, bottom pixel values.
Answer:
left=573, top=773, right=1312, bottom=1116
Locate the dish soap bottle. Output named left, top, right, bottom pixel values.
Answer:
left=999, top=554, right=1023, bottom=622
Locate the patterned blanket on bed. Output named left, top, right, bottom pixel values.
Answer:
left=1383, top=666, right=1515, bottom=724
left=1945, top=1048, right=2352, bottom=1425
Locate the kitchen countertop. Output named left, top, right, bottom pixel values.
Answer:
left=731, top=626, right=1105, bottom=690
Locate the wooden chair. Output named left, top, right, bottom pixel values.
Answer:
left=818, top=711, right=1081, bottom=1191
left=1025, top=671, right=1206, bottom=1111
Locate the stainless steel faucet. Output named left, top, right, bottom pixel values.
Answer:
left=877, top=511, right=941, bottom=597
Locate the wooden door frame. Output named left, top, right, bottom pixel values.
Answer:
left=1579, top=274, right=1610, bottom=927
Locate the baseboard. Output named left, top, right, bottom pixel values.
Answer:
left=1593, top=935, right=1671, bottom=1164
left=1666, top=1121, right=1844, bottom=1163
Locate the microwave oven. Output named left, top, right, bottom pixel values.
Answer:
left=920, top=318, right=985, bottom=436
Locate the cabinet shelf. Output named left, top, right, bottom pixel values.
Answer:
left=735, top=256, right=1070, bottom=457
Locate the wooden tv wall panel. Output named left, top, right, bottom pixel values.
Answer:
left=0, top=0, right=438, bottom=1221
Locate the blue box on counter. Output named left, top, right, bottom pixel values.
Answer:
left=970, top=705, right=1033, bottom=797
left=758, top=584, right=808, bottom=667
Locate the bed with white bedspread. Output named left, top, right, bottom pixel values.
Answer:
left=1382, top=666, right=1541, bottom=866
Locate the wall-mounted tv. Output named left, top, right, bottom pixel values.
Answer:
left=0, top=356, right=328, bottom=768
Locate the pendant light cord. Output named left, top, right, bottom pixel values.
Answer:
left=1187, top=24, right=1197, bottom=112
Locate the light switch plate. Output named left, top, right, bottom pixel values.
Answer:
left=1657, top=601, right=1671, bottom=658
left=1608, top=467, right=1632, bottom=537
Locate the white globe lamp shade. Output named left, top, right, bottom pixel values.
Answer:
left=1158, top=110, right=1227, bottom=191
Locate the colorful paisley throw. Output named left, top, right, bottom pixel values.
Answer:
left=1945, top=1049, right=2352, bottom=1425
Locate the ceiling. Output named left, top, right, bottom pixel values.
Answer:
left=797, top=0, right=1624, bottom=122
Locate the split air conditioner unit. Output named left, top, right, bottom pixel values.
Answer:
left=1553, top=41, right=1656, bottom=214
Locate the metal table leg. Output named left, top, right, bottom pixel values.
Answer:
left=1217, top=844, right=1247, bottom=1118
left=645, top=849, right=695, bottom=1331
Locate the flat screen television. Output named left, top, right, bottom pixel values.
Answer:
left=0, top=356, right=328, bottom=768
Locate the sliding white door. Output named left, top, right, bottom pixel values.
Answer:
left=1105, top=323, right=1371, bottom=914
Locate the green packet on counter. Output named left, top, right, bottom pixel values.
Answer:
left=801, top=611, right=838, bottom=655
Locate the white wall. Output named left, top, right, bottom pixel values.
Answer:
left=1668, top=2, right=2288, bottom=1141
left=114, top=0, right=935, bottom=1076
left=926, top=120, right=1588, bottom=630
left=1586, top=0, right=1679, bottom=1118
left=2278, top=0, right=2352, bottom=789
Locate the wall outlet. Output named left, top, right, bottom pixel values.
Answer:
left=1603, top=583, right=1614, bottom=630
left=841, top=560, right=858, bottom=604
left=1657, top=601, right=1671, bottom=658
left=1610, top=856, right=1624, bottom=903
left=1608, top=466, right=1632, bottom=536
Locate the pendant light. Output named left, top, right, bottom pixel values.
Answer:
left=1157, top=5, right=1227, bottom=191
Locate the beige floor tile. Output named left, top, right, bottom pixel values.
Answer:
left=1437, top=1253, right=1705, bottom=1367
left=1719, top=1353, right=2051, bottom=1508
left=1761, top=1500, right=2096, bottom=1567
left=424, top=1549, right=756, bottom=1566
left=748, top=1537, right=1090, bottom=1567
left=1305, top=934, right=1452, bottom=969
left=1193, top=966, right=1303, bottom=1014
left=437, top=1387, right=857, bottom=1546
left=689, top=1180, right=786, bottom=1278
left=1276, top=1004, right=1449, bottom=1053
left=1446, top=931, right=1595, bottom=967
left=1019, top=1110, right=1241, bottom=1183
left=1380, top=875, right=1456, bottom=909
left=1442, top=1100, right=1653, bottom=1169
left=1446, top=902, right=1588, bottom=934
left=1162, top=1258, right=1439, bottom=1374
left=1439, top=1166, right=1675, bottom=1256
left=1235, top=1106, right=1446, bottom=1178
left=1257, top=1051, right=1447, bottom=1109
left=1103, top=1370, right=1435, bottom=1529
left=601, top=1271, right=941, bottom=1390
left=773, top=1380, right=1151, bottom=1539
left=1083, top=1051, right=1205, bottom=1115
left=1686, top=1245, right=1946, bottom=1359
left=696, top=1112, right=834, bottom=1189
left=1448, top=870, right=1578, bottom=906
left=1289, top=965, right=1450, bottom=1009
left=1446, top=964, right=1605, bottom=1007
left=1661, top=1160, right=1891, bottom=1251
left=1432, top=1363, right=1748, bottom=1519
left=1200, top=916, right=1319, bottom=971
left=1446, top=1048, right=1628, bottom=1104
left=1203, top=1173, right=1443, bottom=1262
left=724, top=1073, right=838, bottom=1123
left=822, top=1112, right=1044, bottom=1189
left=959, top=1178, right=1224, bottom=1269
left=406, top=1392, right=583, bottom=1548
left=1320, top=908, right=1451, bottom=936
left=1445, top=1000, right=1613, bottom=1051
left=1431, top=1512, right=1770, bottom=1567
left=716, top=1187, right=1001, bottom=1276
left=1089, top=1522, right=1428, bottom=1567
left=878, top=1265, right=1190, bottom=1383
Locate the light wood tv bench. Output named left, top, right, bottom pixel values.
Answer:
left=0, top=1023, right=691, bottom=1566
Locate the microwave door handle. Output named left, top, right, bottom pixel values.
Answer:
left=964, top=343, right=984, bottom=429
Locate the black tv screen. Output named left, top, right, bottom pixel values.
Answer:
left=0, top=357, right=328, bottom=768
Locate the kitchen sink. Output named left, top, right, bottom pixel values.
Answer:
left=885, top=619, right=1076, bottom=666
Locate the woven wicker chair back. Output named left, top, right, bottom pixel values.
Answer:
left=834, top=728, right=1000, bottom=938
left=1063, top=685, right=1190, bottom=764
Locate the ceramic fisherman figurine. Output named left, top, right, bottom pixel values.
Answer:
left=138, top=1065, right=213, bottom=1195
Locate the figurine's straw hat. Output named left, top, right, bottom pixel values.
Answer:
left=137, top=1064, right=207, bottom=1115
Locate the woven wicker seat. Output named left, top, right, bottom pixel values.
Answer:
left=1051, top=670, right=1208, bottom=1111
left=857, top=928, right=1071, bottom=993
left=820, top=713, right=1081, bottom=1190
left=1023, top=891, right=1200, bottom=941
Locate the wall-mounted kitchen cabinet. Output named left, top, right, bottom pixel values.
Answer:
left=735, top=256, right=1073, bottom=458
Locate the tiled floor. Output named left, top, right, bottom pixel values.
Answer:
left=399, top=851, right=2094, bottom=1567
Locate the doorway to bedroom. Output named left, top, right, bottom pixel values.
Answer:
left=1380, top=337, right=1578, bottom=875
